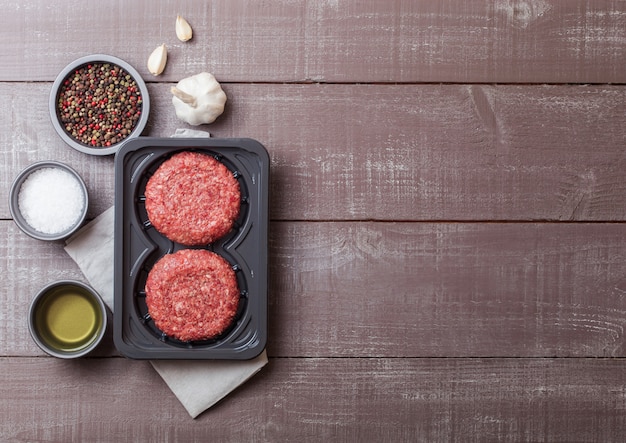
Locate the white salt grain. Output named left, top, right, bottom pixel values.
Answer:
left=18, top=167, right=85, bottom=235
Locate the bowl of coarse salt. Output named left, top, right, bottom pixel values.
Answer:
left=9, top=161, right=88, bottom=241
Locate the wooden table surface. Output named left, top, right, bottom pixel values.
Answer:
left=1, top=0, right=625, bottom=441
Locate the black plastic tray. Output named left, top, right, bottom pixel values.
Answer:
left=113, top=137, right=269, bottom=359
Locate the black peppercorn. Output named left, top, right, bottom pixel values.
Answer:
left=57, top=63, right=143, bottom=148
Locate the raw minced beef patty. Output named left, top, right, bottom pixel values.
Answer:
left=145, top=249, right=240, bottom=341
left=145, top=150, right=241, bottom=245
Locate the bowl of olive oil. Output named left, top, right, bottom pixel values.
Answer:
left=29, top=280, right=108, bottom=358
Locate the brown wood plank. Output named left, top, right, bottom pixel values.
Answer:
left=0, top=0, right=624, bottom=83
left=0, top=357, right=624, bottom=441
left=1, top=83, right=625, bottom=221
left=268, top=221, right=626, bottom=358
left=4, top=220, right=626, bottom=358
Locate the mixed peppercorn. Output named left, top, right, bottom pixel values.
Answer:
left=57, top=63, right=143, bottom=147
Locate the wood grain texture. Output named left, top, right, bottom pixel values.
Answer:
left=1, top=83, right=625, bottom=221
left=0, top=357, right=624, bottom=442
left=0, top=0, right=624, bottom=83
left=267, top=221, right=626, bottom=358
left=3, top=220, right=626, bottom=358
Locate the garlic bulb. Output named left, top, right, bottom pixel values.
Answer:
left=147, top=44, right=167, bottom=76
left=171, top=73, right=227, bottom=125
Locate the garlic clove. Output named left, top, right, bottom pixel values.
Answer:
left=176, top=15, right=193, bottom=42
left=147, top=44, right=167, bottom=76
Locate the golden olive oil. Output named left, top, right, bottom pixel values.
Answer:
left=35, top=287, right=103, bottom=352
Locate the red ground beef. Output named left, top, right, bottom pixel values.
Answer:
left=145, top=249, right=240, bottom=341
left=145, top=151, right=241, bottom=245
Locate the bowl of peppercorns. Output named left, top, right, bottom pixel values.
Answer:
left=49, top=54, right=150, bottom=156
